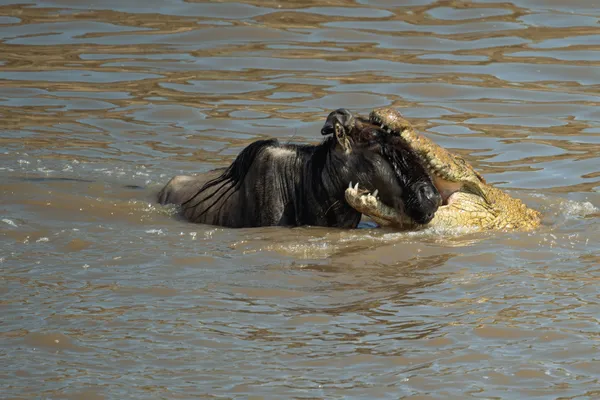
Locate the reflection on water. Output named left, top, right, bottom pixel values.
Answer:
left=1, top=0, right=599, bottom=398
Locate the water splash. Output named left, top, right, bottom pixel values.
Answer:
left=2, top=219, right=18, bottom=227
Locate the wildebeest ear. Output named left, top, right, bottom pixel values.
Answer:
left=321, top=108, right=355, bottom=136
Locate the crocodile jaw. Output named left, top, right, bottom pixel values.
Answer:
left=369, top=108, right=485, bottom=187
left=345, top=184, right=479, bottom=228
left=346, top=107, right=541, bottom=231
left=365, top=107, right=480, bottom=220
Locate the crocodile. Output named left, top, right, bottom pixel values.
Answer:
left=345, top=107, right=541, bottom=231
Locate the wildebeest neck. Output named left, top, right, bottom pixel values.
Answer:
left=287, top=137, right=364, bottom=227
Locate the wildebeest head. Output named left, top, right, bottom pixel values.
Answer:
left=321, top=108, right=441, bottom=225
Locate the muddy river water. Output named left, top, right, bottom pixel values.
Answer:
left=2, top=0, right=600, bottom=398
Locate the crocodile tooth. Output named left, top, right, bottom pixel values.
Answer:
left=348, top=181, right=353, bottom=189
left=380, top=124, right=384, bottom=129
left=372, top=189, right=378, bottom=198
left=354, top=182, right=359, bottom=191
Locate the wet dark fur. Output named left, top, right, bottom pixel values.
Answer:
left=355, top=127, right=441, bottom=224
left=158, top=109, right=440, bottom=228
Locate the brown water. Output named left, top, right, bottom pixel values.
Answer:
left=2, top=0, right=600, bottom=398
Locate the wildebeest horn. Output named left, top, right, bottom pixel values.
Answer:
left=321, top=108, right=355, bottom=136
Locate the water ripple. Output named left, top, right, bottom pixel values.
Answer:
left=1, top=0, right=599, bottom=398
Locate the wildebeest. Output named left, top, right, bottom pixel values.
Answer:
left=158, top=108, right=441, bottom=228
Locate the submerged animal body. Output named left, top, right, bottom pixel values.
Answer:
left=345, top=107, right=542, bottom=231
left=158, top=109, right=440, bottom=228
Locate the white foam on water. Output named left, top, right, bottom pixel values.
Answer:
left=272, top=242, right=335, bottom=259
left=560, top=199, right=598, bottom=217
left=36, top=167, right=54, bottom=174
left=145, top=228, right=164, bottom=235
left=346, top=225, right=478, bottom=243
left=401, top=224, right=478, bottom=238
left=36, top=237, right=49, bottom=243
left=2, top=219, right=18, bottom=227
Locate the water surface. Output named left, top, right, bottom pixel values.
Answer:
left=2, top=0, right=600, bottom=398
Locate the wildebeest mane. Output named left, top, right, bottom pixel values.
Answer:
left=181, top=139, right=279, bottom=219
left=300, top=137, right=349, bottom=225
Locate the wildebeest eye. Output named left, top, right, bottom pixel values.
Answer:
left=321, top=108, right=355, bottom=136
